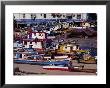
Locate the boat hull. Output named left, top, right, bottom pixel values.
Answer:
left=43, top=66, right=96, bottom=73
left=43, top=66, right=69, bottom=71
left=14, top=59, right=69, bottom=65
left=79, top=60, right=97, bottom=64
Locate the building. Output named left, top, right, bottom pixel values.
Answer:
left=13, top=13, right=91, bottom=30
left=27, top=32, right=46, bottom=40
left=14, top=13, right=88, bottom=20
left=56, top=43, right=80, bottom=53
left=22, top=32, right=46, bottom=50
left=14, top=52, right=39, bottom=59
left=14, top=41, right=23, bottom=48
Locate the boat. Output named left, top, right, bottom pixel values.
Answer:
left=14, top=59, right=69, bottom=65
left=43, top=65, right=97, bottom=73
left=79, top=59, right=97, bottom=64
left=43, top=65, right=69, bottom=71
left=44, top=56, right=68, bottom=59
left=43, top=65, right=83, bottom=71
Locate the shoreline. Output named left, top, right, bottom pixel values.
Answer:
left=14, top=60, right=97, bottom=75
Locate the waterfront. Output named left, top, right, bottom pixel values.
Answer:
left=13, top=13, right=97, bottom=75
left=14, top=60, right=97, bottom=75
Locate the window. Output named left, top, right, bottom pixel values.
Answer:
left=33, top=14, right=36, bottom=20
left=67, top=16, right=72, bottom=19
left=29, top=45, right=33, bottom=49
left=14, top=16, right=15, bottom=19
left=20, top=54, right=22, bottom=58
left=31, top=14, right=33, bottom=19
left=39, top=33, right=41, bottom=36
left=77, top=14, right=81, bottom=19
left=76, top=45, right=79, bottom=49
left=39, top=33, right=43, bottom=36
left=58, top=46, right=60, bottom=49
left=23, top=14, right=25, bottom=18
left=70, top=47, right=73, bottom=50
left=73, top=14, right=75, bottom=17
left=52, top=13, right=56, bottom=18
left=34, top=33, right=36, bottom=36
left=65, top=46, right=67, bottom=49
left=44, top=14, right=46, bottom=18
left=24, top=41, right=27, bottom=45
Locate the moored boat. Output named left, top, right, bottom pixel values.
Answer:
left=43, top=65, right=96, bottom=73
left=42, top=65, right=83, bottom=71
left=79, top=59, right=97, bottom=64
left=14, top=59, right=69, bottom=65
left=43, top=66, right=69, bottom=71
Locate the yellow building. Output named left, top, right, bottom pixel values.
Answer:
left=82, top=22, right=90, bottom=27
left=56, top=43, right=88, bottom=53
left=57, top=43, right=79, bottom=53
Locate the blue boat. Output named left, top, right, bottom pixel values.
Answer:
left=14, top=59, right=69, bottom=65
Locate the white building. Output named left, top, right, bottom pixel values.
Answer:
left=27, top=32, right=46, bottom=39
left=14, top=42, right=23, bottom=48
left=23, top=40, right=43, bottom=50
left=14, top=13, right=88, bottom=20
left=23, top=32, right=46, bottom=50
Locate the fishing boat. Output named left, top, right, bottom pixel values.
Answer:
left=44, top=55, right=68, bottom=59
left=43, top=65, right=83, bottom=71
left=14, top=59, right=69, bottom=65
left=43, top=65, right=69, bottom=71
left=43, top=65, right=96, bottom=73
left=79, top=59, right=97, bottom=64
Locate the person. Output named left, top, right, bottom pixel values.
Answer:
left=48, top=58, right=51, bottom=62
left=51, top=51, right=55, bottom=60
left=68, top=60, right=73, bottom=67
left=54, top=49, right=57, bottom=55
left=68, top=60, right=73, bottom=71
left=66, top=54, right=72, bottom=61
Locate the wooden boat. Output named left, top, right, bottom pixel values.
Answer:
left=14, top=59, right=69, bottom=65
left=43, top=65, right=97, bottom=73
left=44, top=56, right=68, bottom=59
left=43, top=65, right=83, bottom=71
left=43, top=66, right=69, bottom=71
left=79, top=59, right=97, bottom=64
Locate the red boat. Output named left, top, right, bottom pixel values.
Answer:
left=43, top=65, right=96, bottom=73
left=43, top=65, right=81, bottom=71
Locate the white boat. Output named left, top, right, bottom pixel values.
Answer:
left=43, top=66, right=69, bottom=71
left=43, top=65, right=84, bottom=71
left=44, top=56, right=68, bottom=59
